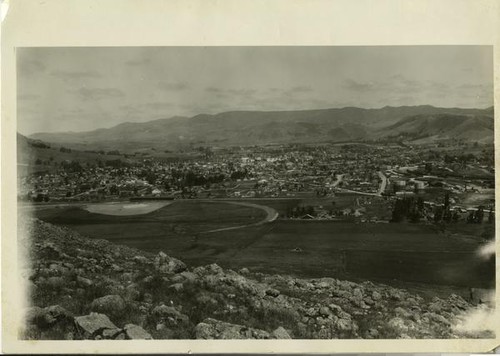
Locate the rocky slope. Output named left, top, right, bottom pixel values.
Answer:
left=18, top=218, right=494, bottom=340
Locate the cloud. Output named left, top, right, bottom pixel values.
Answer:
left=344, top=77, right=454, bottom=96
left=227, top=88, right=257, bottom=96
left=286, top=85, right=313, bottom=93
left=308, top=98, right=334, bottom=107
left=206, top=87, right=256, bottom=95
left=205, top=86, right=223, bottom=93
left=205, top=87, right=257, bottom=101
left=343, top=79, right=376, bottom=92
left=140, top=102, right=174, bottom=110
left=75, top=87, right=124, bottom=100
left=158, top=82, right=189, bottom=91
left=458, top=83, right=491, bottom=90
left=125, top=58, right=151, bottom=66
left=51, top=70, right=101, bottom=80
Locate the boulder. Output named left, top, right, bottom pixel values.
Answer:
left=364, top=328, right=379, bottom=339
left=74, top=313, right=117, bottom=338
left=272, top=326, right=292, bottom=339
left=194, top=322, right=216, bottom=339
left=265, top=288, right=280, bottom=298
left=169, top=283, right=184, bottom=292
left=196, top=293, right=218, bottom=306
left=45, top=276, right=65, bottom=289
left=194, top=318, right=271, bottom=339
left=387, top=317, right=409, bottom=333
left=206, top=263, right=223, bottom=274
left=319, top=306, right=332, bottom=317
left=133, top=255, right=150, bottom=264
left=151, top=304, right=189, bottom=324
left=179, top=271, right=197, bottom=282
left=102, top=328, right=123, bottom=339
left=25, top=305, right=72, bottom=328
left=44, top=305, right=72, bottom=324
left=76, top=276, right=93, bottom=287
left=124, top=284, right=141, bottom=301
left=90, top=295, right=126, bottom=314
left=154, top=251, right=187, bottom=274
left=124, top=324, right=153, bottom=340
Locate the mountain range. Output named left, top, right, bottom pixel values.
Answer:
left=29, top=105, right=494, bottom=151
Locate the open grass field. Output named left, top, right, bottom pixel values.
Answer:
left=30, top=200, right=494, bottom=292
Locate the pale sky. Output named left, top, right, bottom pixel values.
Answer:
left=17, top=46, right=493, bottom=135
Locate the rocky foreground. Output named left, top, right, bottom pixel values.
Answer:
left=19, top=218, right=494, bottom=340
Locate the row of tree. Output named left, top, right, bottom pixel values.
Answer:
left=391, top=191, right=494, bottom=224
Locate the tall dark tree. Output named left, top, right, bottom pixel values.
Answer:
left=475, top=206, right=485, bottom=224
left=442, top=191, right=452, bottom=222
left=467, top=211, right=475, bottom=223
left=434, top=206, right=443, bottom=223
left=488, top=206, right=494, bottom=224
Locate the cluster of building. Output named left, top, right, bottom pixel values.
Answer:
left=19, top=143, right=494, bottom=213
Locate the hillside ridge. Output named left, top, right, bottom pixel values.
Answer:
left=28, top=105, right=494, bottom=150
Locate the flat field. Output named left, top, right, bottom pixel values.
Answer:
left=30, top=200, right=494, bottom=291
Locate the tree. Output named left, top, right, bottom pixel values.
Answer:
left=474, top=206, right=484, bottom=224
left=442, top=191, right=452, bottom=222
left=488, top=207, right=494, bottom=224
left=434, top=206, right=443, bottom=223
left=467, top=211, right=475, bottom=223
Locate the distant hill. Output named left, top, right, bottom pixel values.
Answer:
left=29, top=106, right=494, bottom=151
left=380, top=113, right=494, bottom=144
left=17, top=133, right=126, bottom=175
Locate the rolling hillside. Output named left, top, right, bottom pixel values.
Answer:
left=28, top=106, right=494, bottom=151
left=17, top=133, right=126, bottom=175
left=381, top=114, right=494, bottom=144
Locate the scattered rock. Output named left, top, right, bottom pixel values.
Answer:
left=194, top=318, right=271, bottom=339
left=265, top=288, right=280, bottom=298
left=152, top=304, right=189, bottom=324
left=154, top=251, right=187, bottom=274
left=124, top=324, right=153, bottom=340
left=76, top=276, right=93, bottom=287
left=102, top=328, right=123, bottom=339
left=319, top=306, right=332, bottom=317
left=133, top=255, right=150, bottom=264
left=90, top=295, right=126, bottom=315
left=272, top=326, right=291, bottom=339
left=45, top=276, right=65, bottom=289
left=364, top=328, right=379, bottom=339
left=179, top=271, right=197, bottom=282
left=74, top=313, right=117, bottom=338
left=169, top=283, right=184, bottom=292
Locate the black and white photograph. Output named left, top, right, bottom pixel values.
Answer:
left=2, top=0, right=500, bottom=354
left=15, top=45, right=495, bottom=341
